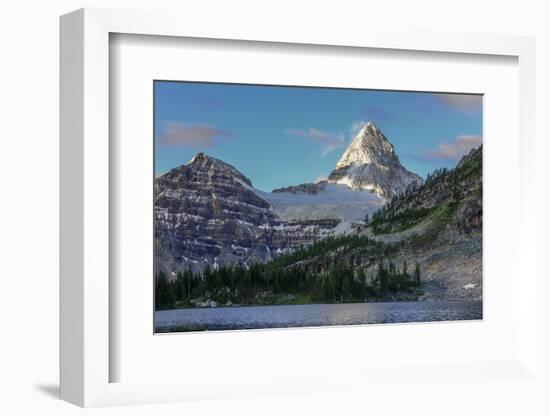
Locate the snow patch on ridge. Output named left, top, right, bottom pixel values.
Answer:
left=255, top=183, right=385, bottom=232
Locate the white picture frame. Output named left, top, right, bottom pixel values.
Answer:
left=60, top=7, right=537, bottom=408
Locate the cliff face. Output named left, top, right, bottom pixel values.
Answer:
left=154, top=153, right=344, bottom=276
left=155, top=153, right=280, bottom=275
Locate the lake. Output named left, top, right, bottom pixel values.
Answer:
left=155, top=300, right=482, bottom=332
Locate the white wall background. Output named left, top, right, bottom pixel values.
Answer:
left=0, top=0, right=548, bottom=414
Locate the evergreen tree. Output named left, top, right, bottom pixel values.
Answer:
left=377, top=262, right=388, bottom=297
left=414, top=262, right=421, bottom=287
left=357, top=267, right=366, bottom=285
left=155, top=271, right=171, bottom=308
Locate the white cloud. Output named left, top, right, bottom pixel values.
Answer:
left=435, top=94, right=482, bottom=112
left=286, top=127, right=345, bottom=156
left=423, top=135, right=482, bottom=161
left=159, top=122, right=230, bottom=148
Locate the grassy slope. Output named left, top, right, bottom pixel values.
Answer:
left=369, top=145, right=482, bottom=244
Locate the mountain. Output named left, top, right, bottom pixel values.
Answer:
left=265, top=121, right=421, bottom=227
left=155, top=146, right=483, bottom=313
left=273, top=122, right=422, bottom=198
left=155, top=153, right=348, bottom=275
left=363, top=145, right=483, bottom=300
left=155, top=122, right=427, bottom=276
left=328, top=122, right=423, bottom=197
left=232, top=145, right=483, bottom=301
left=155, top=153, right=278, bottom=275
left=367, top=145, right=482, bottom=238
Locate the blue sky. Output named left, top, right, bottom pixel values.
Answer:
left=155, top=81, right=482, bottom=192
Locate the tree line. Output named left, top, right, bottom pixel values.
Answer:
left=155, top=257, right=421, bottom=309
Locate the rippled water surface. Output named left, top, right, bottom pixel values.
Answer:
left=155, top=300, right=482, bottom=332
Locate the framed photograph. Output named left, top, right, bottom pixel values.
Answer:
left=60, top=8, right=538, bottom=407
left=153, top=81, right=483, bottom=333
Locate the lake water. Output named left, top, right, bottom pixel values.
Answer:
left=155, top=300, right=482, bottom=332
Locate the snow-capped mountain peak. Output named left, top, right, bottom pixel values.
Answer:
left=336, top=121, right=396, bottom=169
left=328, top=121, right=422, bottom=197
